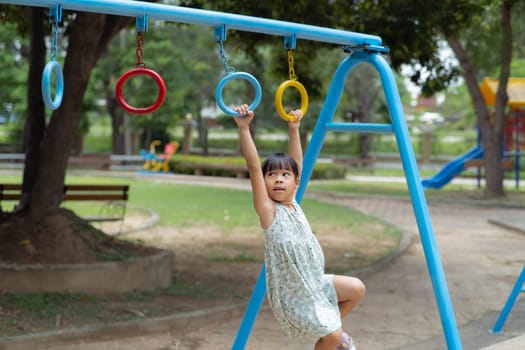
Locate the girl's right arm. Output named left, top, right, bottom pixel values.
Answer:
left=233, top=105, right=275, bottom=229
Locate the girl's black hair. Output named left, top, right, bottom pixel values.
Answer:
left=261, top=153, right=299, bottom=178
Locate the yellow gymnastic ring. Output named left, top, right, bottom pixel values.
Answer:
left=274, top=80, right=308, bottom=122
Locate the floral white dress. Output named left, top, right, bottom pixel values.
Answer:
left=264, top=201, right=341, bottom=338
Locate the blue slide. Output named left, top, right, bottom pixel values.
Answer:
left=421, top=146, right=483, bottom=189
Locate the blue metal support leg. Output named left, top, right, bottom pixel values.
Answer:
left=232, top=265, right=267, bottom=349
left=298, top=51, right=462, bottom=350
left=491, top=265, right=525, bottom=334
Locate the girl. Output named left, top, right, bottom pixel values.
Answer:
left=233, top=104, right=365, bottom=350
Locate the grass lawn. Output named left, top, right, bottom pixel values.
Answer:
left=309, top=172, right=525, bottom=207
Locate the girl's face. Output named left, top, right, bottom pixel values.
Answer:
left=264, top=167, right=299, bottom=203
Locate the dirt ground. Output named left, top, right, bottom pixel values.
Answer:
left=0, top=208, right=158, bottom=265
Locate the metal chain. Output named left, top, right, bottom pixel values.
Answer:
left=135, top=32, right=146, bottom=67
left=287, top=50, right=297, bottom=81
left=217, top=40, right=235, bottom=74
left=50, top=17, right=58, bottom=61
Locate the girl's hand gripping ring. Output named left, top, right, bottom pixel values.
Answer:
left=275, top=80, right=308, bottom=122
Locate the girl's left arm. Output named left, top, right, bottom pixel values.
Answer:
left=233, top=105, right=276, bottom=229
left=288, top=110, right=303, bottom=175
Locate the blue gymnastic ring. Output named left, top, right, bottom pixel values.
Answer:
left=41, top=60, right=64, bottom=110
left=216, top=72, right=262, bottom=116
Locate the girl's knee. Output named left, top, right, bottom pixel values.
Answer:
left=321, top=328, right=343, bottom=347
left=354, top=278, right=366, bottom=300
left=347, top=276, right=366, bottom=302
left=333, top=275, right=366, bottom=301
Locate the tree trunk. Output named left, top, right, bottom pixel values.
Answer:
left=107, top=93, right=126, bottom=154
left=19, top=7, right=47, bottom=211
left=446, top=13, right=509, bottom=198
left=200, top=117, right=209, bottom=156
left=484, top=0, right=511, bottom=197
left=27, top=12, right=131, bottom=221
left=343, top=65, right=378, bottom=160
left=358, top=133, right=370, bottom=160
left=348, top=111, right=371, bottom=160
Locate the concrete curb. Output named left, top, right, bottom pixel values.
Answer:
left=352, top=229, right=414, bottom=279
left=0, top=250, right=174, bottom=295
left=0, top=303, right=246, bottom=350
left=480, top=334, right=525, bottom=350
left=488, top=217, right=525, bottom=236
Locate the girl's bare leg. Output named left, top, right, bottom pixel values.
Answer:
left=333, top=275, right=365, bottom=318
left=314, top=328, right=342, bottom=350
left=314, top=276, right=364, bottom=349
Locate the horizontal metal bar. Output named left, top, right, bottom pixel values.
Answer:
left=0, top=0, right=382, bottom=47
left=326, top=122, right=393, bottom=134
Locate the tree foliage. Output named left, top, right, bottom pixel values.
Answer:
left=0, top=7, right=30, bottom=150
left=181, top=0, right=521, bottom=197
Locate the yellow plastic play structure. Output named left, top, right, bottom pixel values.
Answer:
left=141, top=140, right=179, bottom=173
left=480, top=77, right=525, bottom=109
left=480, top=77, right=525, bottom=150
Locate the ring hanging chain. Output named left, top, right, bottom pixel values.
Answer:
left=287, top=50, right=297, bottom=81
left=135, top=32, right=146, bottom=68
left=50, top=16, right=58, bottom=61
left=217, top=40, right=235, bottom=74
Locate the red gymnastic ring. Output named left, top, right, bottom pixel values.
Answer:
left=115, top=67, right=166, bottom=114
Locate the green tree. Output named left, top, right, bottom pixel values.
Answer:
left=0, top=10, right=30, bottom=151
left=445, top=1, right=515, bottom=197
left=183, top=0, right=521, bottom=198
left=0, top=4, right=133, bottom=254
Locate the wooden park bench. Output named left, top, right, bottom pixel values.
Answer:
left=464, top=158, right=514, bottom=171
left=0, top=154, right=116, bottom=171
left=0, top=184, right=129, bottom=223
left=67, top=154, right=113, bottom=170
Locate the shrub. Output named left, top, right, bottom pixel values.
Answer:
left=169, top=155, right=347, bottom=179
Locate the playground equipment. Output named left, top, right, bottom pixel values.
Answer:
left=274, top=37, right=309, bottom=122
left=140, top=140, right=179, bottom=173
left=1, top=1, right=463, bottom=349
left=491, top=265, right=525, bottom=334
left=214, top=25, right=262, bottom=117
left=140, top=140, right=160, bottom=171
left=41, top=5, right=64, bottom=110
left=115, top=15, right=167, bottom=114
left=482, top=77, right=524, bottom=188
left=422, top=77, right=524, bottom=189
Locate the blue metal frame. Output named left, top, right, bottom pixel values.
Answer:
left=2, top=0, right=382, bottom=47
left=307, top=51, right=462, bottom=349
left=491, top=265, right=525, bottom=333
left=0, top=1, right=462, bottom=349
left=235, top=50, right=462, bottom=350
